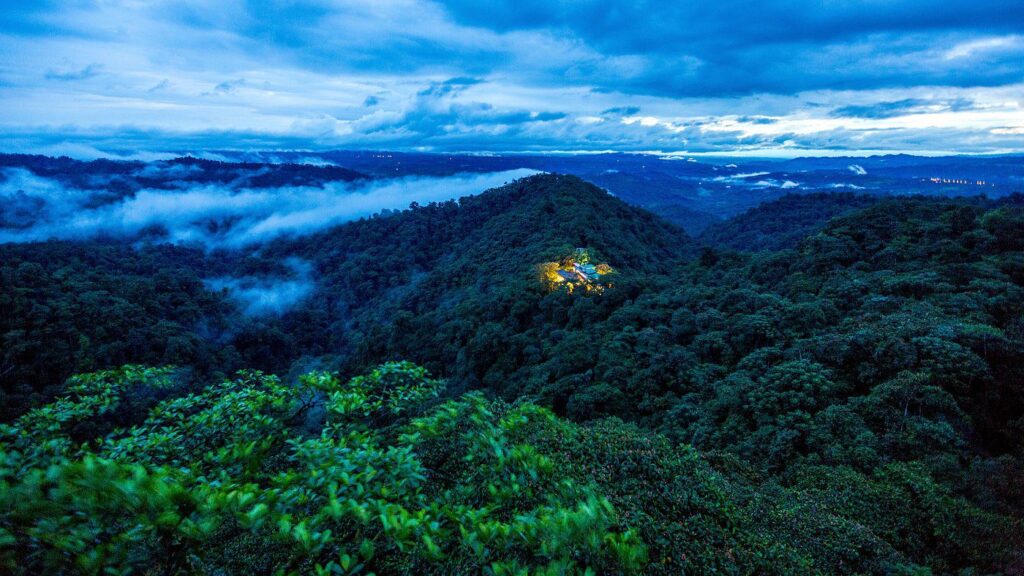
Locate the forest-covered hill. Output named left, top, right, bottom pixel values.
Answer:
left=2, top=174, right=1023, bottom=574
left=698, top=192, right=883, bottom=251
left=0, top=175, right=692, bottom=416
left=0, top=154, right=368, bottom=193
left=699, top=191, right=1024, bottom=252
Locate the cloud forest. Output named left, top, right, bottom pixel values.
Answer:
left=2, top=1, right=1024, bottom=575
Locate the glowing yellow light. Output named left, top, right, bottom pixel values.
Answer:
left=537, top=252, right=614, bottom=295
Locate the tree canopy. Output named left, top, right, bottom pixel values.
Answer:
left=2, top=174, right=1023, bottom=573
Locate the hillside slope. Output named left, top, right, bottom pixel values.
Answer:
left=698, top=192, right=882, bottom=251
left=0, top=153, right=368, bottom=192
left=264, top=173, right=695, bottom=385
left=1, top=174, right=694, bottom=415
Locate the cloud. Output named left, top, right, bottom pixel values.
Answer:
left=710, top=171, right=775, bottom=186
left=205, top=78, right=247, bottom=96
left=737, top=116, right=778, bottom=125
left=944, top=35, right=1024, bottom=60
left=133, top=161, right=204, bottom=180
left=44, top=64, right=102, bottom=81
left=832, top=98, right=978, bottom=119
left=440, top=1, right=1024, bottom=95
left=602, top=106, right=640, bottom=116
left=1, top=1, right=1024, bottom=155
left=147, top=79, right=171, bottom=93
left=750, top=179, right=800, bottom=189
left=0, top=170, right=55, bottom=228
left=206, top=258, right=313, bottom=316
left=417, top=77, right=484, bottom=98
left=0, top=167, right=541, bottom=247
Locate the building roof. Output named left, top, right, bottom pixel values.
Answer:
left=574, top=262, right=599, bottom=279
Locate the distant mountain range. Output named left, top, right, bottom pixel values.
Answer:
left=3, top=151, right=1020, bottom=239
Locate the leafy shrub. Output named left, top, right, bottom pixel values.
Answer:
left=0, top=363, right=646, bottom=575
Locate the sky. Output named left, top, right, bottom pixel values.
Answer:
left=1, top=0, right=1023, bottom=157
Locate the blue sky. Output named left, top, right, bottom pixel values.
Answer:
left=1, top=0, right=1022, bottom=157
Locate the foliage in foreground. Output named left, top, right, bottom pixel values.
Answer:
left=7, top=364, right=1003, bottom=576
left=0, top=363, right=647, bottom=575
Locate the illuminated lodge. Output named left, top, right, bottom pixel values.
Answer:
left=540, top=248, right=614, bottom=294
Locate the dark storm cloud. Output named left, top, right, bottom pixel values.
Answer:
left=439, top=0, right=1024, bottom=95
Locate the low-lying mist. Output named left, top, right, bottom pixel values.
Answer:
left=205, top=258, right=314, bottom=316
left=0, top=167, right=540, bottom=248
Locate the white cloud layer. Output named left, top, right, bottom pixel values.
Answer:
left=0, top=168, right=539, bottom=247
left=206, top=258, right=314, bottom=316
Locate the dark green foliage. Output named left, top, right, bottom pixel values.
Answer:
left=0, top=363, right=648, bottom=575
left=634, top=202, right=719, bottom=237
left=699, top=192, right=881, bottom=251
left=0, top=243, right=242, bottom=419
left=260, top=174, right=693, bottom=390
left=2, top=174, right=1024, bottom=573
